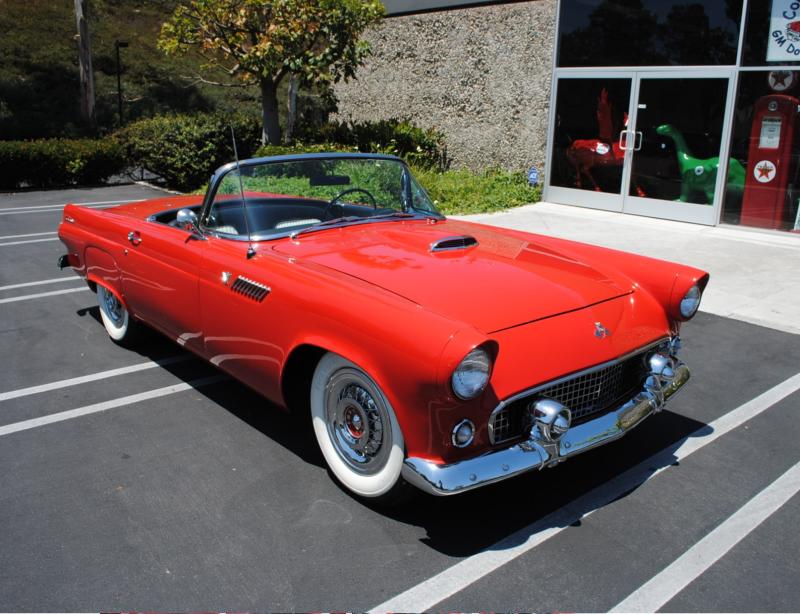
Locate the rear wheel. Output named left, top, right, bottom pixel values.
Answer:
left=97, top=285, right=138, bottom=345
left=310, top=353, right=410, bottom=503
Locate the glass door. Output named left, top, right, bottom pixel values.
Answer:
left=546, top=73, right=635, bottom=212
left=546, top=70, right=736, bottom=225
left=623, top=71, right=736, bottom=225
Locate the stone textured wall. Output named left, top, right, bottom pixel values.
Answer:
left=333, top=0, right=557, bottom=172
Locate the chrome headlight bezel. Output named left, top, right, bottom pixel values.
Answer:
left=679, top=284, right=702, bottom=319
left=451, top=346, right=492, bottom=400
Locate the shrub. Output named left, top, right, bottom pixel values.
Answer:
left=411, top=166, right=541, bottom=215
left=116, top=112, right=261, bottom=192
left=254, top=142, right=354, bottom=158
left=295, top=118, right=445, bottom=169
left=0, top=138, right=125, bottom=190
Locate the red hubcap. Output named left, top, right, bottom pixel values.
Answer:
left=344, top=405, right=364, bottom=438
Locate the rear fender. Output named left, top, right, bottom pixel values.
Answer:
left=84, top=246, right=129, bottom=310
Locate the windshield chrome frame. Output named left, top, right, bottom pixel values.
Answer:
left=199, top=153, right=444, bottom=242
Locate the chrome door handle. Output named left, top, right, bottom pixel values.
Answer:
left=618, top=130, right=629, bottom=150
left=634, top=131, right=643, bottom=151
left=127, top=231, right=142, bottom=246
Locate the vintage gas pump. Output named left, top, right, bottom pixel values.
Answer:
left=740, top=93, right=800, bottom=229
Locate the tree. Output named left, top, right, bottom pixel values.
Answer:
left=158, top=0, right=384, bottom=145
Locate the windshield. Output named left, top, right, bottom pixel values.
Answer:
left=202, top=156, right=440, bottom=240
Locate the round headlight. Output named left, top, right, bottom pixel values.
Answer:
left=451, top=347, right=492, bottom=400
left=680, top=284, right=702, bottom=319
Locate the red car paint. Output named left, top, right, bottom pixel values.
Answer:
left=58, top=193, right=707, bottom=466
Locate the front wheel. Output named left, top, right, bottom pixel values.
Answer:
left=310, top=353, right=410, bottom=503
left=97, top=285, right=139, bottom=345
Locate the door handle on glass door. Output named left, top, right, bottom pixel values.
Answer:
left=634, top=131, right=643, bottom=151
left=618, top=130, right=629, bottom=150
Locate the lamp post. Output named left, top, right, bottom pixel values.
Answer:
left=115, top=40, right=129, bottom=126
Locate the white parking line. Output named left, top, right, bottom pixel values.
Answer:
left=0, top=199, right=144, bottom=212
left=0, top=237, right=60, bottom=247
left=0, top=204, right=128, bottom=217
left=612, top=459, right=800, bottom=612
left=0, top=231, right=57, bottom=240
left=0, top=375, right=227, bottom=437
left=0, top=287, right=89, bottom=304
left=369, top=372, right=800, bottom=613
left=0, top=277, right=77, bottom=292
left=0, top=355, right=193, bottom=402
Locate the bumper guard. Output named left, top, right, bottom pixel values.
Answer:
left=402, top=350, right=690, bottom=496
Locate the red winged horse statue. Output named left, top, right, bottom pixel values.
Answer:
left=566, top=88, right=646, bottom=197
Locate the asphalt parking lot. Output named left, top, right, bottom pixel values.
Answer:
left=1, top=184, right=799, bottom=611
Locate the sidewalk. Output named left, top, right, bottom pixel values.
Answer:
left=459, top=201, right=800, bottom=335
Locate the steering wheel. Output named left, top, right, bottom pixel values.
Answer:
left=323, top=188, right=377, bottom=219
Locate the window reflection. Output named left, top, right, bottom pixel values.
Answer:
left=723, top=71, right=800, bottom=231
left=558, top=0, right=741, bottom=67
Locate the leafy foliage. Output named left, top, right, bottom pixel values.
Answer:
left=411, top=167, right=541, bottom=215
left=158, top=0, right=385, bottom=144
left=258, top=118, right=446, bottom=168
left=0, top=0, right=259, bottom=140
left=0, top=139, right=125, bottom=190
left=116, top=113, right=261, bottom=191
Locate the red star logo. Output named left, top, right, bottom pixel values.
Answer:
left=773, top=72, right=791, bottom=87
left=757, top=162, right=774, bottom=178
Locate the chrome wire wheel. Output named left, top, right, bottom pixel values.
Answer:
left=326, top=370, right=392, bottom=475
left=311, top=353, right=406, bottom=499
left=97, top=285, right=136, bottom=344
left=101, top=286, right=124, bottom=327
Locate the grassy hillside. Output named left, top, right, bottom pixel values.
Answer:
left=0, top=0, right=260, bottom=139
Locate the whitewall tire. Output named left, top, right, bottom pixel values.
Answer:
left=310, top=352, right=407, bottom=500
left=97, top=285, right=137, bottom=344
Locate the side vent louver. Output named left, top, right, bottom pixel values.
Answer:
left=230, top=275, right=270, bottom=302
left=430, top=235, right=479, bottom=253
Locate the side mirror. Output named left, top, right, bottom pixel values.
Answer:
left=176, top=208, right=200, bottom=232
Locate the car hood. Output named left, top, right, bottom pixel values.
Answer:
left=273, top=219, right=633, bottom=333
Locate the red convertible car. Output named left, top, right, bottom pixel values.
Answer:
left=58, top=153, right=707, bottom=502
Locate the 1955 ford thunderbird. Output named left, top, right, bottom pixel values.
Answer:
left=57, top=153, right=708, bottom=502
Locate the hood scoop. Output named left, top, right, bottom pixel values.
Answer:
left=430, top=235, right=478, bottom=253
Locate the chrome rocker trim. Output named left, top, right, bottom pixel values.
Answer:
left=402, top=351, right=690, bottom=496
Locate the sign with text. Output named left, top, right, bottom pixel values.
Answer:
left=769, top=1, right=800, bottom=61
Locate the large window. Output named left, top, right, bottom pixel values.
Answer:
left=558, top=0, right=742, bottom=67
left=743, top=1, right=800, bottom=66
left=722, top=71, right=800, bottom=230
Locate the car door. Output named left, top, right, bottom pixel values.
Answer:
left=198, top=235, right=285, bottom=402
left=118, top=219, right=204, bottom=352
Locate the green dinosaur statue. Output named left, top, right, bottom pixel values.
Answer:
left=656, top=124, right=744, bottom=204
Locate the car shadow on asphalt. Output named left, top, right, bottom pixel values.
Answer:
left=378, top=411, right=711, bottom=557
left=76, top=305, right=711, bottom=558
left=77, top=305, right=327, bottom=469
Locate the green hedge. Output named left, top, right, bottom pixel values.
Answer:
left=294, top=118, right=445, bottom=169
left=116, top=112, right=261, bottom=192
left=0, top=139, right=125, bottom=190
left=412, top=166, right=541, bottom=215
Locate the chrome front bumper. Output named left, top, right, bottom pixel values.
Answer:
left=402, top=353, right=690, bottom=496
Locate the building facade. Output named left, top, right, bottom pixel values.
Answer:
left=336, top=0, right=800, bottom=233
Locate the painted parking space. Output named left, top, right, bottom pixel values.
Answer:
left=1, top=185, right=799, bottom=611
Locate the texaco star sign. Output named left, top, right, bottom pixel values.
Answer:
left=754, top=160, right=777, bottom=183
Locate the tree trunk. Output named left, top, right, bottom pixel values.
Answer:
left=260, top=79, right=281, bottom=146
left=74, top=0, right=95, bottom=127
left=284, top=74, right=298, bottom=144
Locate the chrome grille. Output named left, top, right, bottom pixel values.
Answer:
left=542, top=361, right=626, bottom=421
left=489, top=349, right=649, bottom=446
